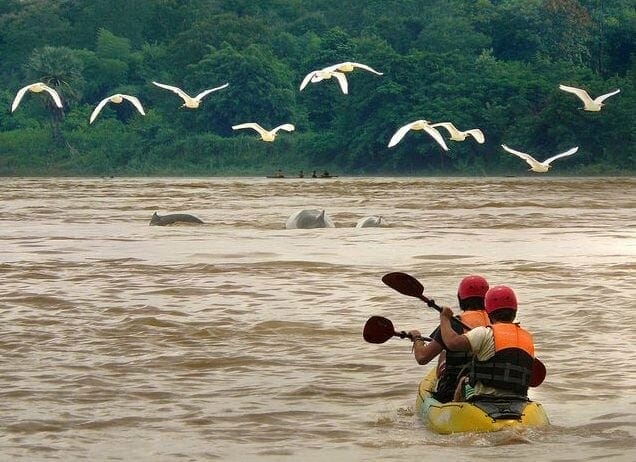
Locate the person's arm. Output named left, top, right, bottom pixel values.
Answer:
left=413, top=338, right=443, bottom=365
left=440, top=307, right=471, bottom=352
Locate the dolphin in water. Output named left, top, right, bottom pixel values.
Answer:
left=285, top=209, right=335, bottom=229
left=356, top=215, right=385, bottom=228
left=149, top=212, right=204, bottom=226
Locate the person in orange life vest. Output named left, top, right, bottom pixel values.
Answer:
left=440, top=285, right=535, bottom=401
left=407, top=275, right=490, bottom=403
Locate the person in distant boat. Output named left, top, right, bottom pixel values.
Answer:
left=312, top=170, right=317, bottom=178
left=274, top=169, right=284, bottom=178
left=299, top=170, right=304, bottom=178
left=440, top=285, right=535, bottom=401
left=408, top=275, right=490, bottom=403
left=321, top=170, right=330, bottom=178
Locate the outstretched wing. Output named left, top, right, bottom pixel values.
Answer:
left=542, top=146, right=579, bottom=166
left=299, top=71, right=317, bottom=91
left=41, top=85, right=63, bottom=109
left=466, top=129, right=485, bottom=144
left=194, top=83, right=229, bottom=101
left=594, top=89, right=620, bottom=104
left=11, top=85, right=32, bottom=112
left=325, top=61, right=383, bottom=75
left=89, top=96, right=112, bottom=124
left=332, top=71, right=349, bottom=94
left=430, top=122, right=460, bottom=138
left=388, top=122, right=417, bottom=148
left=501, top=144, right=538, bottom=164
left=232, top=122, right=266, bottom=136
left=121, top=95, right=146, bottom=116
left=348, top=62, right=383, bottom=75
left=558, top=84, right=592, bottom=104
left=422, top=126, right=449, bottom=151
left=272, top=123, right=295, bottom=134
left=152, top=81, right=190, bottom=100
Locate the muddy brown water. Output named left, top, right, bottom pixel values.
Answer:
left=1, top=177, right=634, bottom=461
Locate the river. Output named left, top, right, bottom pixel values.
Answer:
left=1, top=176, right=634, bottom=461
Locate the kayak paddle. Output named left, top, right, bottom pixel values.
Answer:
left=381, top=272, right=546, bottom=387
left=363, top=315, right=431, bottom=344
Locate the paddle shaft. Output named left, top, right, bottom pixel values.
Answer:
left=414, top=294, right=474, bottom=331
left=396, top=331, right=433, bottom=342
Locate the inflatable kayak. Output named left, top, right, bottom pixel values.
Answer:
left=415, top=369, right=549, bottom=434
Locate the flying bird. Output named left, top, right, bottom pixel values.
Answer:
left=11, top=82, right=63, bottom=112
left=558, top=84, right=620, bottom=111
left=430, top=122, right=485, bottom=144
left=232, top=123, right=295, bottom=142
left=89, top=94, right=145, bottom=124
left=501, top=144, right=579, bottom=173
left=152, top=81, right=229, bottom=108
left=388, top=120, right=449, bottom=151
left=300, top=61, right=383, bottom=94
left=300, top=69, right=348, bottom=94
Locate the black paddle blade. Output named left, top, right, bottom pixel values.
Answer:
left=382, top=272, right=424, bottom=298
left=363, top=316, right=395, bottom=344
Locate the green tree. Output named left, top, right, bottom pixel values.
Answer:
left=25, top=46, right=85, bottom=145
left=540, top=0, right=593, bottom=65
left=0, top=0, right=70, bottom=83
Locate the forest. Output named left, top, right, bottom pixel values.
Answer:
left=0, top=0, right=633, bottom=176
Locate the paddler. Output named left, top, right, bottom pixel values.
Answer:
left=408, top=275, right=490, bottom=403
left=440, top=285, right=536, bottom=401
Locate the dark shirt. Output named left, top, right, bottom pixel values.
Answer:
left=429, top=317, right=469, bottom=403
left=429, top=317, right=465, bottom=348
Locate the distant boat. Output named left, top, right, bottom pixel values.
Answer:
left=310, top=170, right=337, bottom=179
left=265, top=171, right=338, bottom=179
left=265, top=175, right=338, bottom=179
left=266, top=170, right=285, bottom=178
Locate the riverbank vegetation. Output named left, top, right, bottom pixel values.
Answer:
left=0, top=0, right=633, bottom=176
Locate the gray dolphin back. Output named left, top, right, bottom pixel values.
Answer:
left=150, top=212, right=204, bottom=226
left=285, top=209, right=335, bottom=229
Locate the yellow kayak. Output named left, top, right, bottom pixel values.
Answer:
left=415, top=369, right=550, bottom=434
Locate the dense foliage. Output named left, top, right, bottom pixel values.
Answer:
left=0, top=0, right=633, bottom=176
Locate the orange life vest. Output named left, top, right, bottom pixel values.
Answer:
left=459, top=310, right=490, bottom=329
left=491, top=323, right=534, bottom=357
left=469, top=323, right=535, bottom=396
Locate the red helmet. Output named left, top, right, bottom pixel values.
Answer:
left=485, top=286, right=518, bottom=313
left=457, top=275, right=489, bottom=300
